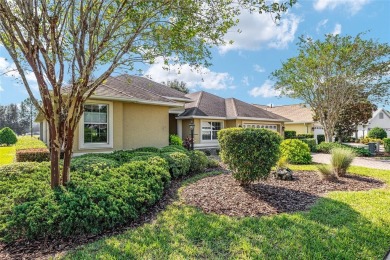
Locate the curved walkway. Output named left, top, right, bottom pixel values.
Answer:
left=312, top=153, right=390, bottom=170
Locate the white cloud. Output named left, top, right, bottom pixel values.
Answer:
left=0, top=86, right=3, bottom=92
left=249, top=80, right=280, bottom=98
left=253, top=64, right=265, bottom=73
left=332, top=23, right=342, bottom=35
left=145, top=57, right=234, bottom=90
left=0, top=57, right=38, bottom=91
left=241, top=76, right=249, bottom=86
left=218, top=10, right=301, bottom=53
left=313, top=0, right=371, bottom=15
left=316, top=19, right=328, bottom=33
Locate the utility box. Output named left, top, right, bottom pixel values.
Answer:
left=368, top=142, right=377, bottom=155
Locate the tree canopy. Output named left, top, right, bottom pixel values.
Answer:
left=0, top=0, right=296, bottom=187
left=272, top=34, right=390, bottom=142
left=164, top=80, right=190, bottom=94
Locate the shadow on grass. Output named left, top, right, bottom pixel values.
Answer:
left=63, top=189, right=390, bottom=259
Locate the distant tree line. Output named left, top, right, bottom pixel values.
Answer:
left=0, top=98, right=39, bottom=135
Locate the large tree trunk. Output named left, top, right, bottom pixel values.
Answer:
left=48, top=120, right=61, bottom=188
left=62, top=129, right=75, bottom=185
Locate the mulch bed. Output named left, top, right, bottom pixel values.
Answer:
left=182, top=171, right=385, bottom=217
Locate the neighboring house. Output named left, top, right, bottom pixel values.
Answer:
left=37, top=75, right=191, bottom=155
left=176, top=91, right=290, bottom=148
left=254, top=103, right=324, bottom=139
left=357, top=108, right=390, bottom=138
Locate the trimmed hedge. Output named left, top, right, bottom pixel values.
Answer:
left=317, top=134, right=325, bottom=144
left=16, top=148, right=50, bottom=162
left=359, top=137, right=383, bottom=144
left=297, top=133, right=314, bottom=139
left=284, top=130, right=296, bottom=139
left=16, top=136, right=47, bottom=150
left=280, top=139, right=312, bottom=164
left=160, top=145, right=188, bottom=154
left=384, top=138, right=390, bottom=153
left=0, top=127, right=17, bottom=146
left=316, top=142, right=371, bottom=157
left=367, top=127, right=387, bottom=139
left=218, top=128, right=282, bottom=185
left=0, top=161, right=170, bottom=242
left=70, top=155, right=119, bottom=173
left=300, top=138, right=317, bottom=152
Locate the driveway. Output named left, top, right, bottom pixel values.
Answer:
left=312, top=153, right=390, bottom=170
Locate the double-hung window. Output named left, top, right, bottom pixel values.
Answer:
left=201, top=121, right=221, bottom=141
left=80, top=102, right=113, bottom=149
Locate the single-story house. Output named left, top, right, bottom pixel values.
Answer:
left=37, top=75, right=192, bottom=155
left=357, top=108, right=390, bottom=138
left=254, top=103, right=324, bottom=139
left=176, top=91, right=291, bottom=148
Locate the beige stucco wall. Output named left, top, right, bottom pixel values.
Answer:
left=182, top=118, right=201, bottom=144
left=73, top=100, right=170, bottom=154
left=285, top=123, right=314, bottom=135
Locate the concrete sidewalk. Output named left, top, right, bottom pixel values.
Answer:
left=312, top=153, right=390, bottom=170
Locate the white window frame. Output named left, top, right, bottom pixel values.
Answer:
left=79, top=101, right=114, bottom=149
left=200, top=120, right=224, bottom=143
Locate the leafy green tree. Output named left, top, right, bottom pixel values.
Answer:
left=272, top=34, right=390, bottom=142
left=367, top=127, right=387, bottom=139
left=164, top=80, right=189, bottom=94
left=0, top=0, right=295, bottom=188
left=334, top=101, right=376, bottom=142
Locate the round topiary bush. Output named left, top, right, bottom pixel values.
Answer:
left=367, top=127, right=387, bottom=139
left=218, top=128, right=282, bottom=185
left=280, top=139, right=312, bottom=164
left=0, top=127, right=18, bottom=146
left=161, top=152, right=191, bottom=178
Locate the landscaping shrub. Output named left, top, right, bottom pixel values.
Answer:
left=330, top=148, right=355, bottom=177
left=16, top=148, right=50, bottom=162
left=0, top=127, right=17, bottom=146
left=317, top=134, right=325, bottom=144
left=110, top=150, right=137, bottom=164
left=160, top=145, right=188, bottom=154
left=300, top=138, right=317, bottom=152
left=280, top=139, right=312, bottom=164
left=70, top=155, right=119, bottom=173
left=284, top=130, right=296, bottom=139
left=132, top=147, right=161, bottom=153
left=169, top=134, right=183, bottom=146
left=359, top=137, right=383, bottom=144
left=297, top=133, right=314, bottom=139
left=188, top=150, right=208, bottom=173
left=384, top=138, right=390, bottom=153
left=367, top=127, right=387, bottom=139
left=316, top=142, right=371, bottom=157
left=16, top=136, right=47, bottom=150
left=218, top=128, right=282, bottom=185
left=0, top=161, right=170, bottom=242
left=207, top=158, right=219, bottom=168
left=161, top=152, right=191, bottom=178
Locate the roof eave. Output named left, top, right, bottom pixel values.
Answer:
left=89, top=95, right=183, bottom=108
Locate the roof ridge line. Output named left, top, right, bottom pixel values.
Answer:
left=231, top=98, right=238, bottom=117
left=196, top=91, right=203, bottom=108
left=112, top=75, right=175, bottom=103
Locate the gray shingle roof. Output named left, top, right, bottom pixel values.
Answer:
left=179, top=91, right=290, bottom=121
left=63, top=75, right=191, bottom=104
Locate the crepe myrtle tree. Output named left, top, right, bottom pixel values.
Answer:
left=0, top=0, right=296, bottom=188
left=272, top=34, right=390, bottom=142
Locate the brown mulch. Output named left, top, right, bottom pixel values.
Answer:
left=182, top=171, right=385, bottom=217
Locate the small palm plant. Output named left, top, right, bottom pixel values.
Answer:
left=330, top=148, right=355, bottom=177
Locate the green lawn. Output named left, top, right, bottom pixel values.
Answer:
left=62, top=166, right=390, bottom=259
left=0, top=146, right=15, bottom=166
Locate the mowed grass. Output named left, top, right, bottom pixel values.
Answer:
left=0, top=146, right=16, bottom=165
left=62, top=166, right=390, bottom=260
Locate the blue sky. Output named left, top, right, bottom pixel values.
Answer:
left=0, top=0, right=389, bottom=108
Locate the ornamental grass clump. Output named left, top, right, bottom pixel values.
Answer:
left=316, top=164, right=336, bottom=181
left=331, top=148, right=355, bottom=177
left=218, top=128, right=282, bottom=186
